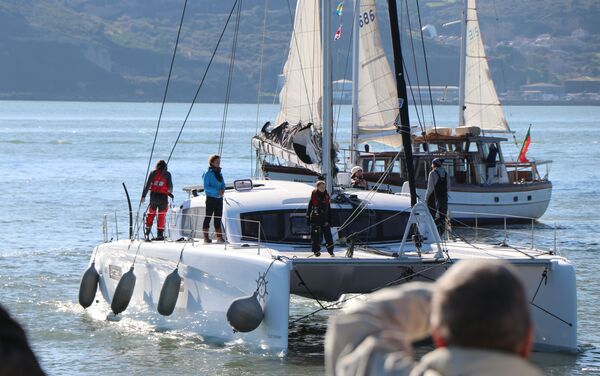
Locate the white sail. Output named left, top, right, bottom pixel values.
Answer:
left=276, top=0, right=323, bottom=128
left=461, top=0, right=510, bottom=133
left=356, top=0, right=402, bottom=147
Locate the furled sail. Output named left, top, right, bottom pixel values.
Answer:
left=356, top=0, right=402, bottom=147
left=461, top=0, right=510, bottom=133
left=276, top=0, right=323, bottom=128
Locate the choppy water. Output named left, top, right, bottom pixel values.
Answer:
left=1, top=100, right=599, bottom=375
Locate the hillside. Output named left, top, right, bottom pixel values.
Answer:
left=0, top=0, right=598, bottom=102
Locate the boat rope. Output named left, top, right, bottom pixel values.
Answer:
left=289, top=258, right=450, bottom=325
left=166, top=0, right=240, bottom=164
left=292, top=267, right=329, bottom=310
left=403, top=0, right=427, bottom=126
left=414, top=0, right=438, bottom=130
left=134, top=0, right=188, bottom=238
left=529, top=268, right=573, bottom=327
left=253, top=0, right=269, bottom=175
left=218, top=0, right=243, bottom=156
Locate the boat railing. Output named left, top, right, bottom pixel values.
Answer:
left=100, top=211, right=266, bottom=255
left=448, top=210, right=559, bottom=254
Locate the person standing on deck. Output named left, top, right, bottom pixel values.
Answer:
left=486, top=143, right=499, bottom=184
left=425, top=158, right=450, bottom=235
left=202, top=154, right=226, bottom=244
left=142, top=160, right=173, bottom=241
left=307, top=181, right=335, bottom=257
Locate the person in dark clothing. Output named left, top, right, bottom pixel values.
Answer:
left=486, top=143, right=499, bottom=184
left=202, top=154, right=226, bottom=243
left=142, top=160, right=173, bottom=241
left=425, top=158, right=450, bottom=236
left=0, top=304, right=46, bottom=376
left=307, top=181, right=334, bottom=257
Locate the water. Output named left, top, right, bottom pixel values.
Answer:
left=1, top=100, right=599, bottom=375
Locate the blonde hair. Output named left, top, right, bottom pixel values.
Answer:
left=315, top=180, right=325, bottom=188
left=208, top=154, right=221, bottom=166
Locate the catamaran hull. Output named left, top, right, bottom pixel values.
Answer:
left=93, top=241, right=291, bottom=351
left=88, top=241, right=576, bottom=353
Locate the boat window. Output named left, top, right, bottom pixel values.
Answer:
left=240, top=209, right=409, bottom=244
left=180, top=207, right=206, bottom=237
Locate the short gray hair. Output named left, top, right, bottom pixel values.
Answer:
left=431, top=260, right=531, bottom=353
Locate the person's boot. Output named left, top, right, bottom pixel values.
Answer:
left=312, top=249, right=321, bottom=257
left=215, top=228, right=225, bottom=244
left=328, top=248, right=335, bottom=257
left=203, top=229, right=212, bottom=243
left=154, top=229, right=164, bottom=241
left=144, top=227, right=152, bottom=242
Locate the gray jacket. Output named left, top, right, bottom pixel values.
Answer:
left=325, top=283, right=541, bottom=376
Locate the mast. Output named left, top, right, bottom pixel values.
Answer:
left=457, top=0, right=467, bottom=127
left=350, top=0, right=360, bottom=166
left=322, top=0, right=334, bottom=193
left=387, top=0, right=417, bottom=206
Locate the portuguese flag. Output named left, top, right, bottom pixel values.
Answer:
left=518, top=125, right=532, bottom=163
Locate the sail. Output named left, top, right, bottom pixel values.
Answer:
left=356, top=0, right=402, bottom=147
left=461, top=0, right=510, bottom=133
left=276, top=0, right=323, bottom=128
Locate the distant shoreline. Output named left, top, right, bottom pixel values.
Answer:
left=0, top=98, right=598, bottom=106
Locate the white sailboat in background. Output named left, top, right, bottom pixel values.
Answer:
left=80, top=0, right=577, bottom=355
left=256, top=0, right=553, bottom=223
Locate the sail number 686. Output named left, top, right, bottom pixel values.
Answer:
left=359, top=9, right=375, bottom=27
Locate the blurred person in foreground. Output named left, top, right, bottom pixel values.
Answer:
left=0, top=304, right=45, bottom=376
left=325, top=259, right=541, bottom=376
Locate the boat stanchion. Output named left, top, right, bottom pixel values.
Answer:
left=157, top=269, right=182, bottom=316
left=78, top=261, right=100, bottom=309
left=226, top=291, right=264, bottom=333
left=111, top=266, right=136, bottom=315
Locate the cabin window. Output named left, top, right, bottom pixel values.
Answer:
left=240, top=209, right=410, bottom=244
left=180, top=207, right=206, bottom=237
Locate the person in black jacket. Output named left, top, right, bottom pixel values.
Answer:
left=306, top=181, right=334, bottom=257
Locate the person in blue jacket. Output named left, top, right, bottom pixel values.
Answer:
left=202, top=154, right=226, bottom=243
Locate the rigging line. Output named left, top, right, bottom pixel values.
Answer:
left=253, top=0, right=270, bottom=175
left=403, top=0, right=427, bottom=127
left=166, top=0, right=240, bottom=164
left=218, top=0, right=243, bottom=156
left=414, top=0, right=437, bottom=130
left=401, top=57, right=425, bottom=133
left=134, top=0, right=188, bottom=237
left=334, top=0, right=357, bottom=141
left=284, top=0, right=317, bottom=124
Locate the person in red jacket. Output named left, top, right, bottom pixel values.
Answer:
left=142, top=160, right=173, bottom=241
left=306, top=180, right=335, bottom=257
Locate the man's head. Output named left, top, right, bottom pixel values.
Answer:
left=0, top=305, right=46, bottom=375
left=430, top=260, right=533, bottom=358
left=431, top=158, right=443, bottom=169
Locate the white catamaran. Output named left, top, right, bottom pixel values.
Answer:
left=254, top=0, right=553, bottom=223
left=80, top=0, right=577, bottom=355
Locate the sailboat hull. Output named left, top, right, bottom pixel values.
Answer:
left=88, top=239, right=576, bottom=354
